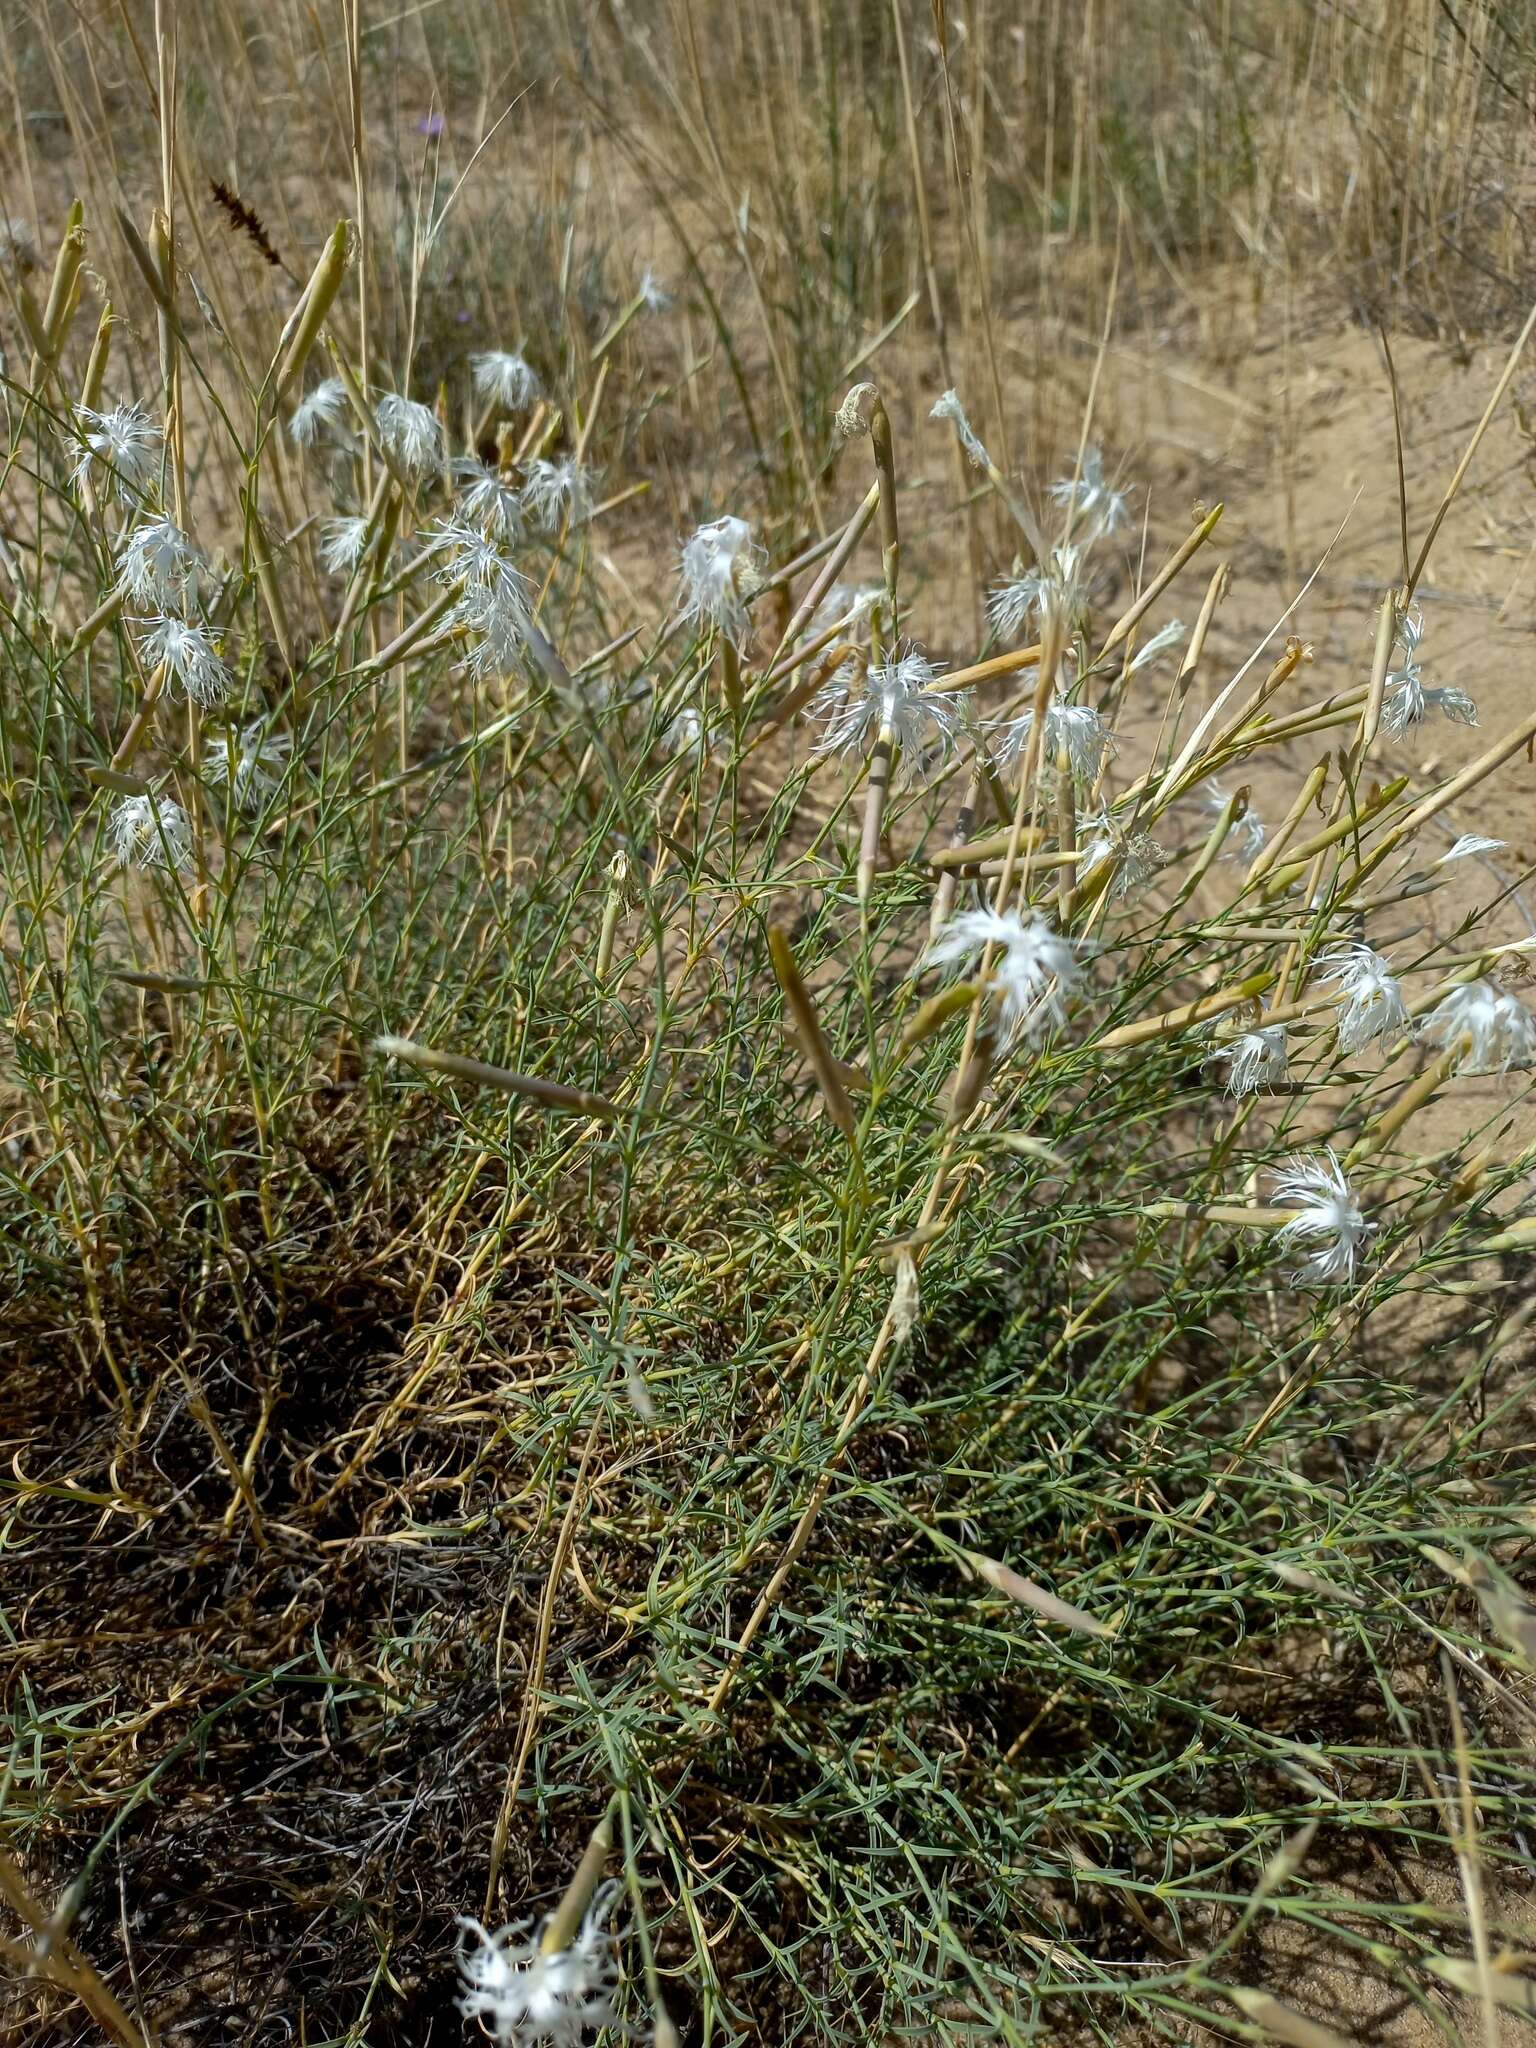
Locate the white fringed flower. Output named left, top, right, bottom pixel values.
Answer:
left=1079, top=810, right=1163, bottom=900
left=662, top=705, right=727, bottom=760
left=1439, top=833, right=1505, bottom=864
left=927, top=907, right=1087, bottom=1049
left=453, top=458, right=527, bottom=543
left=986, top=576, right=1036, bottom=642
left=1201, top=779, right=1265, bottom=862
left=812, top=649, right=965, bottom=785
left=377, top=392, right=445, bottom=479
left=430, top=520, right=532, bottom=681
left=664, top=706, right=702, bottom=757
left=428, top=517, right=508, bottom=588
left=929, top=388, right=992, bottom=470
left=1272, top=1151, right=1373, bottom=1284
left=1316, top=943, right=1409, bottom=1056
left=638, top=267, right=672, bottom=312
left=288, top=378, right=348, bottom=446
left=678, top=515, right=761, bottom=646
left=986, top=544, right=1086, bottom=641
left=989, top=696, right=1112, bottom=782
left=456, top=1883, right=620, bottom=2047
left=1421, top=979, right=1536, bottom=1075
left=521, top=457, right=593, bottom=532
left=1381, top=607, right=1476, bottom=738
left=117, top=517, right=207, bottom=613
left=319, top=515, right=373, bottom=578
left=811, top=582, right=884, bottom=635
left=472, top=350, right=541, bottom=410
left=72, top=402, right=162, bottom=501
left=1381, top=671, right=1478, bottom=738
left=206, top=723, right=290, bottom=812
left=109, top=793, right=193, bottom=872
left=1128, top=618, right=1186, bottom=673
left=1207, top=1022, right=1287, bottom=1098
left=138, top=615, right=231, bottom=707
left=454, top=580, right=530, bottom=680
left=1393, top=602, right=1425, bottom=660
left=1046, top=445, right=1129, bottom=542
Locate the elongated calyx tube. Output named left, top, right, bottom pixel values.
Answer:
left=273, top=221, right=352, bottom=401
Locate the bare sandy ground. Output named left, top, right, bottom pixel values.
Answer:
left=838, top=304, right=1536, bottom=1183
left=1090, top=311, right=1536, bottom=2048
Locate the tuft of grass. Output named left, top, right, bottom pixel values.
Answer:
left=2, top=8, right=1536, bottom=2048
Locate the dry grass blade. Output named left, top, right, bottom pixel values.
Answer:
left=271, top=220, right=351, bottom=399
left=1442, top=1653, right=1500, bottom=2048
left=373, top=1035, right=622, bottom=1122
left=1244, top=759, right=1328, bottom=884
left=1268, top=1562, right=1365, bottom=1610
left=1095, top=972, right=1272, bottom=1051
left=1221, top=1984, right=1358, bottom=2048
left=773, top=483, right=880, bottom=660
left=0, top=1852, right=155, bottom=2048
left=1424, top=1955, right=1536, bottom=2015
left=928, top=824, right=1047, bottom=870
left=767, top=929, right=857, bottom=1143
left=1355, top=590, right=1399, bottom=758
left=962, top=1551, right=1114, bottom=1639
left=1096, top=503, right=1222, bottom=660
left=929, top=642, right=1043, bottom=697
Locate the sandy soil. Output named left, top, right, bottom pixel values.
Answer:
left=839, top=301, right=1536, bottom=1180
left=1084, top=311, right=1536, bottom=2048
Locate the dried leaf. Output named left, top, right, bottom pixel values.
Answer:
left=1223, top=1984, right=1358, bottom=2048
left=897, top=981, right=978, bottom=1056
left=1421, top=1545, right=1536, bottom=1665
left=963, top=1550, right=1112, bottom=1639
left=1425, top=1953, right=1536, bottom=2014
left=1269, top=1560, right=1366, bottom=1610
left=768, top=928, right=857, bottom=1142
left=947, top=1029, right=995, bottom=1125
left=991, top=1132, right=1068, bottom=1167
left=890, top=1250, right=920, bottom=1346
left=373, top=1036, right=621, bottom=1122
left=1252, top=1819, right=1317, bottom=1905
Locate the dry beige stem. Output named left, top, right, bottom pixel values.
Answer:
left=767, top=929, right=857, bottom=1144
left=963, top=1550, right=1113, bottom=1638
left=373, top=1036, right=623, bottom=1123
